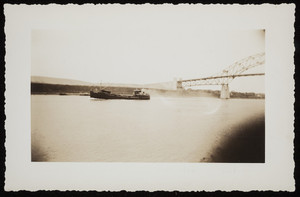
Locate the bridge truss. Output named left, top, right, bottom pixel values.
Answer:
left=177, top=52, right=265, bottom=89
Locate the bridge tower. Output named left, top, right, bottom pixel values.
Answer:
left=176, top=80, right=183, bottom=89
left=220, top=84, right=230, bottom=99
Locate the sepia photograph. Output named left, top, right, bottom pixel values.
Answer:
left=31, top=25, right=265, bottom=163
left=4, top=4, right=295, bottom=191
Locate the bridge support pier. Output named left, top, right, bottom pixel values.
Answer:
left=220, top=84, right=230, bottom=99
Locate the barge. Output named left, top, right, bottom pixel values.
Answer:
left=90, top=89, right=150, bottom=100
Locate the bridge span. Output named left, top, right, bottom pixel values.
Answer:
left=176, top=52, right=265, bottom=99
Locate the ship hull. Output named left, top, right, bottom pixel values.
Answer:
left=90, top=91, right=150, bottom=100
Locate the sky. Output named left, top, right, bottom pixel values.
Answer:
left=31, top=9, right=265, bottom=93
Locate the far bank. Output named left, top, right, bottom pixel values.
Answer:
left=31, top=82, right=265, bottom=99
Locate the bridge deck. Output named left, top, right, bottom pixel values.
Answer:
left=179, top=73, right=265, bottom=83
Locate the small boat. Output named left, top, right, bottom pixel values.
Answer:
left=90, top=89, right=150, bottom=100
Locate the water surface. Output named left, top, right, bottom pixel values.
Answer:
left=31, top=95, right=264, bottom=162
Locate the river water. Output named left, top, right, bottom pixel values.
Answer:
left=31, top=95, right=264, bottom=162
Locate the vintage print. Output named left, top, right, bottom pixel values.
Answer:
left=31, top=27, right=265, bottom=162
left=5, top=4, right=295, bottom=191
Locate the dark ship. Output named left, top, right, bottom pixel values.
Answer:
left=90, top=89, right=150, bottom=100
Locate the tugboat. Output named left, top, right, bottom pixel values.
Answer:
left=90, top=89, right=150, bottom=100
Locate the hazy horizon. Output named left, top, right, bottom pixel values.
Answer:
left=31, top=75, right=265, bottom=94
left=31, top=7, right=265, bottom=93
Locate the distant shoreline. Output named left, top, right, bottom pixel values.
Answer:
left=31, top=82, right=265, bottom=99
left=31, top=92, right=90, bottom=96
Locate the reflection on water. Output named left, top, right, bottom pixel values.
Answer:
left=31, top=95, right=264, bottom=162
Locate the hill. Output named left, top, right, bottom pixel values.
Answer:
left=31, top=76, right=176, bottom=90
left=31, top=76, right=94, bottom=86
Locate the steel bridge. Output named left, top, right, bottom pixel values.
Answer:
left=177, top=52, right=265, bottom=99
